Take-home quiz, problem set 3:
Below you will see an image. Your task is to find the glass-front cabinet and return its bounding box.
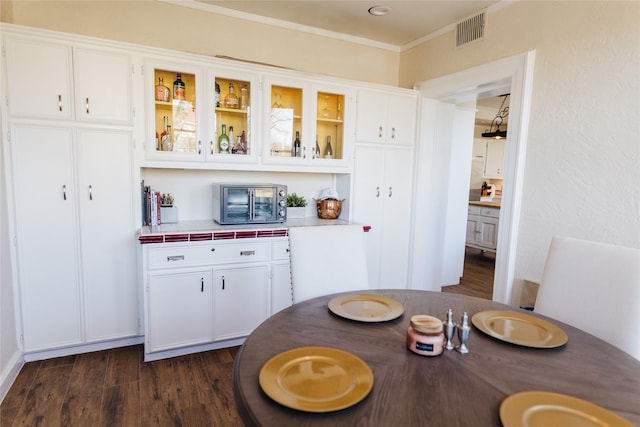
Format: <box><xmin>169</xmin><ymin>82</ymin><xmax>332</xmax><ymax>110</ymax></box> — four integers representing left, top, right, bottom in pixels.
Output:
<box><xmin>263</xmin><ymin>76</ymin><xmax>354</xmax><ymax>168</ymax></box>
<box><xmin>145</xmin><ymin>60</ymin><xmax>258</xmax><ymax>165</ymax></box>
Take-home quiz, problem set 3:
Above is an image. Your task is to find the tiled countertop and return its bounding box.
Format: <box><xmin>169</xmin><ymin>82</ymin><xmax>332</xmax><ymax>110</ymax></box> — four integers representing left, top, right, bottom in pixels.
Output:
<box><xmin>137</xmin><ymin>217</ymin><xmax>353</xmax><ymax>244</ymax></box>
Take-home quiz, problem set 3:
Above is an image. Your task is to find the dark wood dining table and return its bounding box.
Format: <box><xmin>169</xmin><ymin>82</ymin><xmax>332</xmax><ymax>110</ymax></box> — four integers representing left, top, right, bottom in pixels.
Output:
<box><xmin>232</xmin><ymin>290</ymin><xmax>640</xmax><ymax>426</ymax></box>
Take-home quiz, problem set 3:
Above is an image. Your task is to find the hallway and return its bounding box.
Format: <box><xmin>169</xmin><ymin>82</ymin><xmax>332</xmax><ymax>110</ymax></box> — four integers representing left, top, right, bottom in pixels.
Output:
<box><xmin>441</xmin><ymin>247</ymin><xmax>495</xmax><ymax>300</ymax></box>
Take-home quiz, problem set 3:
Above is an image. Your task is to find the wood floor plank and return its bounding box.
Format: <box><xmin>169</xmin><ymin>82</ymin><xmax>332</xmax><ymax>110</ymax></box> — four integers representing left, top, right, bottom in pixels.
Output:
<box><xmin>139</xmin><ymin>357</ymin><xmax>183</xmax><ymax>426</ymax></box>
<box><xmin>0</xmin><ymin>361</ymin><xmax>41</xmax><ymax>409</ymax></box>
<box><xmin>61</xmin><ymin>350</ymin><xmax>108</xmax><ymax>426</ymax></box>
<box><xmin>105</xmin><ymin>345</ymin><xmax>141</xmax><ymax>387</ymax></box>
<box><xmin>102</xmin><ymin>381</ymin><xmax>140</xmax><ymax>427</ymax></box>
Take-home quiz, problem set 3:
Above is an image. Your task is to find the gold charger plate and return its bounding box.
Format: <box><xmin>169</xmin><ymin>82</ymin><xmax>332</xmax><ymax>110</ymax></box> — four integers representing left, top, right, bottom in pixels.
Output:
<box><xmin>259</xmin><ymin>346</ymin><xmax>374</xmax><ymax>413</ymax></box>
<box><xmin>328</xmin><ymin>293</ymin><xmax>404</xmax><ymax>322</ymax></box>
<box><xmin>471</xmin><ymin>310</ymin><xmax>568</xmax><ymax>348</ymax></box>
<box><xmin>500</xmin><ymin>391</ymin><xmax>634</xmax><ymax>427</ymax></box>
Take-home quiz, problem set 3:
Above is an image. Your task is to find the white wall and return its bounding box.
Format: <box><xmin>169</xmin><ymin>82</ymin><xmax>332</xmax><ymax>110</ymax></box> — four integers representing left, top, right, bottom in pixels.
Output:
<box><xmin>402</xmin><ymin>1</ymin><xmax>640</xmax><ymax>303</ymax></box>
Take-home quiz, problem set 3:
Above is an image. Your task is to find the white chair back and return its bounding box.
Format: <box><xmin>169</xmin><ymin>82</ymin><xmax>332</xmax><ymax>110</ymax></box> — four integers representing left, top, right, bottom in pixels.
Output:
<box><xmin>289</xmin><ymin>225</ymin><xmax>369</xmax><ymax>303</ymax></box>
<box><xmin>535</xmin><ymin>236</ymin><xmax>640</xmax><ymax>360</ymax></box>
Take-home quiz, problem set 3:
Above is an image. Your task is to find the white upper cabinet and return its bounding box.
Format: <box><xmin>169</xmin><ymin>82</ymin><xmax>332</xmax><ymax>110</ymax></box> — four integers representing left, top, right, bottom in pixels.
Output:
<box><xmin>4</xmin><ymin>37</ymin><xmax>74</xmax><ymax>120</ymax></box>
<box><xmin>4</xmin><ymin>36</ymin><xmax>132</xmax><ymax>124</ymax></box>
<box><xmin>484</xmin><ymin>139</ymin><xmax>505</xmax><ymax>178</ymax></box>
<box><xmin>356</xmin><ymin>89</ymin><xmax>417</xmax><ymax>146</ymax></box>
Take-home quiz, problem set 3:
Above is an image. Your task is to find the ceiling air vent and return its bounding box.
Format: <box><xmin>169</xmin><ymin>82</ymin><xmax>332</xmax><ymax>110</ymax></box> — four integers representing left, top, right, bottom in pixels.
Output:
<box><xmin>456</xmin><ymin>10</ymin><xmax>486</xmax><ymax>48</ymax></box>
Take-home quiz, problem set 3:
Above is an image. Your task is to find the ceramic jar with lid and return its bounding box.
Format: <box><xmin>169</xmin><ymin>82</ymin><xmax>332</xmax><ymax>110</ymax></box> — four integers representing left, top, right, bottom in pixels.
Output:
<box><xmin>407</xmin><ymin>314</ymin><xmax>446</xmax><ymax>356</ymax></box>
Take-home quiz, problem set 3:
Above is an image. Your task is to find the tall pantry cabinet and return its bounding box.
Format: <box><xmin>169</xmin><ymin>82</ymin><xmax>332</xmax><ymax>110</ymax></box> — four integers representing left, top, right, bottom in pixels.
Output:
<box><xmin>2</xmin><ymin>32</ymin><xmax>139</xmax><ymax>354</ymax></box>
<box><xmin>352</xmin><ymin>89</ymin><xmax>418</xmax><ymax>289</ymax></box>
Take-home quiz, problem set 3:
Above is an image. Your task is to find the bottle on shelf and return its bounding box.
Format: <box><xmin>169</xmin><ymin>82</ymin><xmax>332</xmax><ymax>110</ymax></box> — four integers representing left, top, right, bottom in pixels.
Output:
<box><xmin>224</xmin><ymin>83</ymin><xmax>239</xmax><ymax>109</ymax></box>
<box><xmin>292</xmin><ymin>131</ymin><xmax>301</xmax><ymax>157</ymax></box>
<box><xmin>324</xmin><ymin>136</ymin><xmax>333</xmax><ymax>159</ymax></box>
<box><xmin>315</xmin><ymin>135</ymin><xmax>321</xmax><ymax>159</ymax></box>
<box><xmin>218</xmin><ymin>124</ymin><xmax>230</xmax><ymax>154</ymax></box>
<box><xmin>228</xmin><ymin>126</ymin><xmax>236</xmax><ymax>153</ymax></box>
<box><xmin>173</xmin><ymin>73</ymin><xmax>185</xmax><ymax>100</ymax></box>
<box><xmin>162</xmin><ymin>125</ymin><xmax>173</xmax><ymax>152</ymax></box>
<box><xmin>240</xmin><ymin>84</ymin><xmax>249</xmax><ymax>110</ymax></box>
<box><xmin>215</xmin><ymin>81</ymin><xmax>221</xmax><ymax>108</ymax></box>
<box><xmin>240</xmin><ymin>130</ymin><xmax>247</xmax><ymax>153</ymax></box>
<box><xmin>155</xmin><ymin>77</ymin><xmax>170</xmax><ymax>102</ymax></box>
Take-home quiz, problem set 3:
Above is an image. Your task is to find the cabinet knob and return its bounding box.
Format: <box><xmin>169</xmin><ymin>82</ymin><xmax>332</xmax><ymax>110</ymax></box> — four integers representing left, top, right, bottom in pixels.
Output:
<box><xmin>62</xmin><ymin>184</ymin><xmax>67</xmax><ymax>201</ymax></box>
<box><xmin>58</xmin><ymin>95</ymin><xmax>63</xmax><ymax>112</ymax></box>
<box><xmin>388</xmin><ymin>186</ymin><xmax>393</xmax><ymax>197</ymax></box>
<box><xmin>391</xmin><ymin>127</ymin><xmax>396</xmax><ymax>139</ymax></box>
<box><xmin>376</xmin><ymin>186</ymin><xmax>380</xmax><ymax>198</ymax></box>
<box><xmin>378</xmin><ymin>126</ymin><xmax>383</xmax><ymax>138</ymax></box>
<box><xmin>89</xmin><ymin>185</ymin><xmax>93</xmax><ymax>201</ymax></box>
<box><xmin>198</xmin><ymin>140</ymin><xmax>202</xmax><ymax>155</ymax></box>
<box><xmin>85</xmin><ymin>97</ymin><xmax>90</xmax><ymax>114</ymax></box>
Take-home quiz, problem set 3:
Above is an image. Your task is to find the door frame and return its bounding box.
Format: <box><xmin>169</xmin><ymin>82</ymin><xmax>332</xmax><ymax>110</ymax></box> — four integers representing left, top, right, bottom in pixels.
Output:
<box><xmin>414</xmin><ymin>51</ymin><xmax>536</xmax><ymax>304</ymax></box>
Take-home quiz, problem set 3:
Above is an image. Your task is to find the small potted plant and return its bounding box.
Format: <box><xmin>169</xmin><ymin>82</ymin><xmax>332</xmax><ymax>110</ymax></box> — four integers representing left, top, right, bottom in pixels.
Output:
<box><xmin>286</xmin><ymin>193</ymin><xmax>307</xmax><ymax>219</ymax></box>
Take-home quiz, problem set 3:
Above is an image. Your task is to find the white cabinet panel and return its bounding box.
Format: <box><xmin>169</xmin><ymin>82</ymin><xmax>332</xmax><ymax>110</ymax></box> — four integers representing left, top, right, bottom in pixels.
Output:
<box><xmin>484</xmin><ymin>140</ymin><xmax>505</xmax><ymax>178</ymax></box>
<box><xmin>356</xmin><ymin>89</ymin><xmax>417</xmax><ymax>146</ymax></box>
<box><xmin>213</xmin><ymin>265</ymin><xmax>269</xmax><ymax>340</ymax></box>
<box><xmin>4</xmin><ymin>37</ymin><xmax>73</xmax><ymax>120</ymax></box>
<box><xmin>11</xmin><ymin>124</ymin><xmax>82</xmax><ymax>351</ymax></box>
<box><xmin>76</xmin><ymin>129</ymin><xmax>137</xmax><ymax>341</ymax></box>
<box><xmin>271</xmin><ymin>262</ymin><xmax>293</xmax><ymax>314</ymax></box>
<box><xmin>353</xmin><ymin>145</ymin><xmax>413</xmax><ymax>289</ymax></box>
<box><xmin>466</xmin><ymin>206</ymin><xmax>500</xmax><ymax>252</ymax></box>
<box><xmin>146</xmin><ymin>269</ymin><xmax>214</xmax><ymax>353</ymax></box>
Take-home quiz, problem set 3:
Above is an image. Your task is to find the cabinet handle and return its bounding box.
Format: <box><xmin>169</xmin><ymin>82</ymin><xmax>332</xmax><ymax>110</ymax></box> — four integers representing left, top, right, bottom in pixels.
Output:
<box><xmin>88</xmin><ymin>185</ymin><xmax>93</xmax><ymax>200</ymax></box>
<box><xmin>197</xmin><ymin>140</ymin><xmax>202</xmax><ymax>155</ymax></box>
<box><xmin>201</xmin><ymin>277</ymin><xmax>204</xmax><ymax>293</ymax></box>
<box><xmin>210</xmin><ymin>141</ymin><xmax>214</xmax><ymax>155</ymax></box>
<box><xmin>388</xmin><ymin>186</ymin><xmax>393</xmax><ymax>197</ymax></box>
<box><xmin>240</xmin><ymin>250</ymin><xmax>256</xmax><ymax>256</ymax></box>
<box><xmin>166</xmin><ymin>255</ymin><xmax>185</xmax><ymax>261</ymax></box>
<box><xmin>391</xmin><ymin>127</ymin><xmax>396</xmax><ymax>139</ymax></box>
<box><xmin>62</xmin><ymin>184</ymin><xmax>67</xmax><ymax>200</ymax></box>
<box><xmin>210</xmin><ymin>248</ymin><xmax>216</xmax><ymax>252</ymax></box>
<box><xmin>58</xmin><ymin>95</ymin><xmax>63</xmax><ymax>112</ymax></box>
<box><xmin>376</xmin><ymin>186</ymin><xmax>380</xmax><ymax>198</ymax></box>
<box><xmin>222</xmin><ymin>275</ymin><xmax>225</xmax><ymax>290</ymax></box>
<box><xmin>378</xmin><ymin>126</ymin><xmax>383</xmax><ymax>138</ymax></box>
<box><xmin>85</xmin><ymin>97</ymin><xmax>90</xmax><ymax>114</ymax></box>
<box><xmin>303</xmin><ymin>146</ymin><xmax>307</xmax><ymax>159</ymax></box>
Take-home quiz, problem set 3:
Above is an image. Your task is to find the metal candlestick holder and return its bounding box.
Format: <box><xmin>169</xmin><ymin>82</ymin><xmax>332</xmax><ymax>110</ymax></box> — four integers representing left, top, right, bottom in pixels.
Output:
<box><xmin>443</xmin><ymin>308</ymin><xmax>456</xmax><ymax>350</ymax></box>
<box><xmin>456</xmin><ymin>312</ymin><xmax>470</xmax><ymax>354</ymax></box>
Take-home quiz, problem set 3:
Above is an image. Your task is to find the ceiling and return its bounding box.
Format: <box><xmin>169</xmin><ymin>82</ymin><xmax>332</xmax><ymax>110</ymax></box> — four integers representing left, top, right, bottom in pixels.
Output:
<box><xmin>192</xmin><ymin>0</ymin><xmax>501</xmax><ymax>49</ymax></box>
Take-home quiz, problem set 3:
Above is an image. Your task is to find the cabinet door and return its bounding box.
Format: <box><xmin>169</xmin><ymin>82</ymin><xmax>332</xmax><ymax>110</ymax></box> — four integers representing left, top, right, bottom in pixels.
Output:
<box><xmin>271</xmin><ymin>262</ymin><xmax>293</xmax><ymax>314</ymax></box>
<box><xmin>386</xmin><ymin>93</ymin><xmax>417</xmax><ymax>146</ymax></box>
<box><xmin>11</xmin><ymin>124</ymin><xmax>82</xmax><ymax>351</ymax></box>
<box><xmin>355</xmin><ymin>90</ymin><xmax>387</xmax><ymax>143</ymax></box>
<box><xmin>4</xmin><ymin>37</ymin><xmax>73</xmax><ymax>120</ymax></box>
<box><xmin>466</xmin><ymin>215</ymin><xmax>481</xmax><ymax>246</ymax></box>
<box><xmin>73</xmin><ymin>48</ymin><xmax>132</xmax><ymax>124</ymax></box>
<box><xmin>352</xmin><ymin>145</ymin><xmax>385</xmax><ymax>288</ymax></box>
<box><xmin>313</xmin><ymin>84</ymin><xmax>352</xmax><ymax>163</ymax></box>
<box><xmin>77</xmin><ymin>129</ymin><xmax>138</xmax><ymax>341</ymax></box>
<box><xmin>146</xmin><ymin>269</ymin><xmax>214</xmax><ymax>353</ymax></box>
<box><xmin>379</xmin><ymin>148</ymin><xmax>414</xmax><ymax>289</ymax></box>
<box><xmin>213</xmin><ymin>265</ymin><xmax>268</xmax><ymax>340</ymax></box>
<box><xmin>484</xmin><ymin>140</ymin><xmax>505</xmax><ymax>178</ymax></box>
<box><xmin>478</xmin><ymin>217</ymin><xmax>499</xmax><ymax>250</ymax></box>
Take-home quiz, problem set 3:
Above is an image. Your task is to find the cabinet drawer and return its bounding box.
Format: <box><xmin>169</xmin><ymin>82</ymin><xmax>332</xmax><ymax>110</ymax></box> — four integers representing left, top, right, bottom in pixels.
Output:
<box><xmin>481</xmin><ymin>207</ymin><xmax>500</xmax><ymax>218</ymax></box>
<box><xmin>147</xmin><ymin>241</ymin><xmax>269</xmax><ymax>269</ymax></box>
<box><xmin>272</xmin><ymin>238</ymin><xmax>290</xmax><ymax>261</ymax></box>
<box><xmin>468</xmin><ymin>205</ymin><xmax>482</xmax><ymax>215</ymax></box>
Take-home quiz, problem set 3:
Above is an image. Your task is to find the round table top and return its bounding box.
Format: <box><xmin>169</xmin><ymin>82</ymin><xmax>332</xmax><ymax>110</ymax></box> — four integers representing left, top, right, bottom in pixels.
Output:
<box><xmin>233</xmin><ymin>290</ymin><xmax>640</xmax><ymax>426</ymax></box>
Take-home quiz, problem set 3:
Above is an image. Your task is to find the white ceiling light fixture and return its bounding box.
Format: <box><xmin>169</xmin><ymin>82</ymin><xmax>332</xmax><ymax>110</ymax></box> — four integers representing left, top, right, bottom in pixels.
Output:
<box><xmin>368</xmin><ymin>5</ymin><xmax>392</xmax><ymax>16</ymax></box>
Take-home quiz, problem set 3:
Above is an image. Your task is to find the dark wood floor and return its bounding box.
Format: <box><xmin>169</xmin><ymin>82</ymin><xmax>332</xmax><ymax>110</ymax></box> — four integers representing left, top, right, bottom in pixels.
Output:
<box><xmin>2</xmin><ymin>251</ymin><xmax>493</xmax><ymax>426</ymax></box>
<box><xmin>441</xmin><ymin>246</ymin><xmax>495</xmax><ymax>300</ymax></box>
<box><xmin>1</xmin><ymin>345</ymin><xmax>243</xmax><ymax>427</ymax></box>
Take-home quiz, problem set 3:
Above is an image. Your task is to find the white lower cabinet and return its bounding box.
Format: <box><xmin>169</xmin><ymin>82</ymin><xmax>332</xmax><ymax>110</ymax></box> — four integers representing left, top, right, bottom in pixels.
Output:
<box><xmin>270</xmin><ymin>237</ymin><xmax>293</xmax><ymax>314</ymax></box>
<box><xmin>142</xmin><ymin>236</ymin><xmax>292</xmax><ymax>361</ymax></box>
<box><xmin>465</xmin><ymin>205</ymin><xmax>500</xmax><ymax>251</ymax></box>
<box><xmin>213</xmin><ymin>265</ymin><xmax>269</xmax><ymax>340</ymax></box>
<box><xmin>10</xmin><ymin>124</ymin><xmax>138</xmax><ymax>353</ymax></box>
<box><xmin>146</xmin><ymin>269</ymin><xmax>214</xmax><ymax>353</ymax></box>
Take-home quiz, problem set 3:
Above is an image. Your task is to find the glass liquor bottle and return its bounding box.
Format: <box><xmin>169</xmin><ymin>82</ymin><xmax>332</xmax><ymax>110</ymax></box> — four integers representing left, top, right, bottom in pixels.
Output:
<box><xmin>215</xmin><ymin>81</ymin><xmax>221</xmax><ymax>108</ymax></box>
<box><xmin>224</xmin><ymin>83</ymin><xmax>239</xmax><ymax>109</ymax></box>
<box><xmin>218</xmin><ymin>124</ymin><xmax>230</xmax><ymax>154</ymax></box>
<box><xmin>292</xmin><ymin>131</ymin><xmax>301</xmax><ymax>157</ymax></box>
<box><xmin>240</xmin><ymin>84</ymin><xmax>249</xmax><ymax>110</ymax></box>
<box><xmin>228</xmin><ymin>126</ymin><xmax>236</xmax><ymax>153</ymax></box>
<box><xmin>173</xmin><ymin>73</ymin><xmax>185</xmax><ymax>100</ymax></box>
<box><xmin>324</xmin><ymin>136</ymin><xmax>333</xmax><ymax>159</ymax></box>
<box><xmin>155</xmin><ymin>77</ymin><xmax>170</xmax><ymax>102</ymax></box>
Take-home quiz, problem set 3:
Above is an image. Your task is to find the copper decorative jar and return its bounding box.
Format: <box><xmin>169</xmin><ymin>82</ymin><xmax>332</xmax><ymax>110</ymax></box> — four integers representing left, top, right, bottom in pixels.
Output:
<box><xmin>315</xmin><ymin>198</ymin><xmax>343</xmax><ymax>219</ymax></box>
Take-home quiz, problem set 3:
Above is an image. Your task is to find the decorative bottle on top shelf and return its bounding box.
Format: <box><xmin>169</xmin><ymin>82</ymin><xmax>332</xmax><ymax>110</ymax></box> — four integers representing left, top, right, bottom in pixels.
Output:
<box><xmin>292</xmin><ymin>131</ymin><xmax>301</xmax><ymax>157</ymax></box>
<box><xmin>324</xmin><ymin>136</ymin><xmax>333</xmax><ymax>159</ymax></box>
<box><xmin>218</xmin><ymin>124</ymin><xmax>230</xmax><ymax>154</ymax></box>
<box><xmin>215</xmin><ymin>81</ymin><xmax>221</xmax><ymax>108</ymax></box>
<box><xmin>173</xmin><ymin>74</ymin><xmax>185</xmax><ymax>100</ymax></box>
<box><xmin>155</xmin><ymin>77</ymin><xmax>170</xmax><ymax>102</ymax></box>
<box><xmin>240</xmin><ymin>84</ymin><xmax>249</xmax><ymax>110</ymax></box>
<box><xmin>224</xmin><ymin>83</ymin><xmax>239</xmax><ymax>109</ymax></box>
<box><xmin>315</xmin><ymin>135</ymin><xmax>321</xmax><ymax>159</ymax></box>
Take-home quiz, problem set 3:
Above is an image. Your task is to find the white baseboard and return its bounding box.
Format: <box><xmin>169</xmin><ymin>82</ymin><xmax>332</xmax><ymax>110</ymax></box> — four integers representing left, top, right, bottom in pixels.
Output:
<box><xmin>0</xmin><ymin>349</ymin><xmax>24</xmax><ymax>405</ymax></box>
<box><xmin>23</xmin><ymin>336</ymin><xmax>144</xmax><ymax>362</ymax></box>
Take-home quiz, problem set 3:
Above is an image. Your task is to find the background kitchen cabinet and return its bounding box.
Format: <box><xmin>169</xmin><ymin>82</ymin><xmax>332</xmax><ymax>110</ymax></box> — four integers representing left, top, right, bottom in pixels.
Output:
<box><xmin>484</xmin><ymin>139</ymin><xmax>505</xmax><ymax>178</ymax></box>
<box><xmin>465</xmin><ymin>205</ymin><xmax>499</xmax><ymax>252</ymax></box>
<box><xmin>270</xmin><ymin>237</ymin><xmax>293</xmax><ymax>314</ymax></box>
<box><xmin>213</xmin><ymin>265</ymin><xmax>269</xmax><ymax>340</ymax></box>
<box><xmin>10</xmin><ymin>124</ymin><xmax>139</xmax><ymax>352</ymax></box>
<box><xmin>4</xmin><ymin>37</ymin><xmax>131</xmax><ymax>124</ymax></box>
<box><xmin>355</xmin><ymin>89</ymin><xmax>417</xmax><ymax>146</ymax></box>
<box><xmin>352</xmin><ymin>145</ymin><xmax>414</xmax><ymax>289</ymax></box>
<box><xmin>146</xmin><ymin>269</ymin><xmax>214</xmax><ymax>353</ymax></box>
